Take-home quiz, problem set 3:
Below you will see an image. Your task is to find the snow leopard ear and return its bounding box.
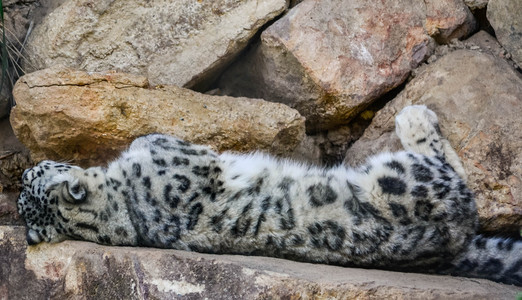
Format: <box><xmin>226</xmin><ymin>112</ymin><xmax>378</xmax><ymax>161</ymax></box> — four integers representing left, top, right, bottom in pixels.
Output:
<box><xmin>53</xmin><ymin>174</ymin><xmax>88</xmax><ymax>204</ymax></box>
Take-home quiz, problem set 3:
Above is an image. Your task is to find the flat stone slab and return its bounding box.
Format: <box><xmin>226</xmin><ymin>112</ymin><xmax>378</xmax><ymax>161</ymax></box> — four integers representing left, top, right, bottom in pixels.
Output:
<box><xmin>1</xmin><ymin>226</ymin><xmax>519</xmax><ymax>299</ymax></box>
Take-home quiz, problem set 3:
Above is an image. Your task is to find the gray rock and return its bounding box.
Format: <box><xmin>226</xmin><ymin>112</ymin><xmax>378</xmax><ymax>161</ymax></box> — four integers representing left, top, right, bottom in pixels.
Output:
<box><xmin>0</xmin><ymin>118</ymin><xmax>32</xmax><ymax>193</ymax></box>
<box><xmin>219</xmin><ymin>0</ymin><xmax>476</xmax><ymax>132</ymax></box>
<box><xmin>1</xmin><ymin>225</ymin><xmax>519</xmax><ymax>299</ymax></box>
<box><xmin>487</xmin><ymin>0</ymin><xmax>522</xmax><ymax>67</ymax></box>
<box><xmin>0</xmin><ymin>193</ymin><xmax>23</xmax><ymax>225</ymax></box>
<box><xmin>344</xmin><ymin>50</ymin><xmax>522</xmax><ymax>233</ymax></box>
<box><xmin>22</xmin><ymin>0</ymin><xmax>288</xmax><ymax>90</ymax></box>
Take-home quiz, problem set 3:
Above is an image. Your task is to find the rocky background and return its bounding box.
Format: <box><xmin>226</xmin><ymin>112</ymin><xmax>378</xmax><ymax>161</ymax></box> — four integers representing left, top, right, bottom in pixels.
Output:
<box><xmin>1</xmin><ymin>0</ymin><xmax>521</xmax><ymax>298</ymax></box>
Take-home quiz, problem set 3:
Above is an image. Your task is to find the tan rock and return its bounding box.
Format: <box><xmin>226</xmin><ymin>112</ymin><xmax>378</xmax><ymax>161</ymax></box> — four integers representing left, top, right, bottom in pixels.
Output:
<box><xmin>22</xmin><ymin>0</ymin><xmax>288</xmax><ymax>90</ymax></box>
<box><xmin>425</xmin><ymin>0</ymin><xmax>477</xmax><ymax>43</ymax></box>
<box><xmin>219</xmin><ymin>0</ymin><xmax>476</xmax><ymax>132</ymax></box>
<box><xmin>1</xmin><ymin>226</ymin><xmax>519</xmax><ymax>299</ymax></box>
<box><xmin>487</xmin><ymin>0</ymin><xmax>522</xmax><ymax>67</ymax></box>
<box><xmin>344</xmin><ymin>50</ymin><xmax>522</xmax><ymax>233</ymax></box>
<box><xmin>10</xmin><ymin>67</ymin><xmax>305</xmax><ymax>167</ymax></box>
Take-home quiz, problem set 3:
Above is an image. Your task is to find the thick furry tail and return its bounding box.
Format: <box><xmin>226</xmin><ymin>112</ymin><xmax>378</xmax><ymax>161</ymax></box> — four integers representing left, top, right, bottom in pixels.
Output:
<box><xmin>444</xmin><ymin>235</ymin><xmax>522</xmax><ymax>286</ymax></box>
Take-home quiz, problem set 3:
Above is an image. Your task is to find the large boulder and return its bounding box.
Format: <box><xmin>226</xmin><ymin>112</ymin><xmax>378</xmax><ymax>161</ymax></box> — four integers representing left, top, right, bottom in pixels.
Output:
<box><xmin>218</xmin><ymin>0</ymin><xmax>476</xmax><ymax>132</ymax></box>
<box><xmin>10</xmin><ymin>67</ymin><xmax>305</xmax><ymax>167</ymax></box>
<box><xmin>22</xmin><ymin>0</ymin><xmax>288</xmax><ymax>90</ymax></box>
<box><xmin>344</xmin><ymin>50</ymin><xmax>522</xmax><ymax>233</ymax></box>
<box><xmin>487</xmin><ymin>0</ymin><xmax>522</xmax><ymax>67</ymax></box>
<box><xmin>1</xmin><ymin>226</ymin><xmax>519</xmax><ymax>299</ymax></box>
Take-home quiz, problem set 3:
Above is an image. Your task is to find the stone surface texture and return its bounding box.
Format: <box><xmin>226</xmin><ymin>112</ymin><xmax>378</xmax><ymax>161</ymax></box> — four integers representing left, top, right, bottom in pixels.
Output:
<box><xmin>0</xmin><ymin>118</ymin><xmax>32</xmax><ymax>192</ymax></box>
<box><xmin>22</xmin><ymin>0</ymin><xmax>288</xmax><ymax>90</ymax></box>
<box><xmin>425</xmin><ymin>0</ymin><xmax>477</xmax><ymax>43</ymax></box>
<box><xmin>1</xmin><ymin>226</ymin><xmax>519</xmax><ymax>300</ymax></box>
<box><xmin>218</xmin><ymin>0</ymin><xmax>476</xmax><ymax>132</ymax></box>
<box><xmin>10</xmin><ymin>67</ymin><xmax>305</xmax><ymax>167</ymax></box>
<box><xmin>464</xmin><ymin>0</ymin><xmax>488</xmax><ymax>10</ymax></box>
<box><xmin>345</xmin><ymin>50</ymin><xmax>522</xmax><ymax>233</ymax></box>
<box><xmin>0</xmin><ymin>193</ymin><xmax>22</xmax><ymax>226</ymax></box>
<box><xmin>487</xmin><ymin>0</ymin><xmax>522</xmax><ymax>68</ymax></box>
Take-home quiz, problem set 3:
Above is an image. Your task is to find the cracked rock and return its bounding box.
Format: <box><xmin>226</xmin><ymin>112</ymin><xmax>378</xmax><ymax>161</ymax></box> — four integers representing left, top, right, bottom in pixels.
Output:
<box><xmin>10</xmin><ymin>67</ymin><xmax>305</xmax><ymax>167</ymax></box>
<box><xmin>21</xmin><ymin>0</ymin><xmax>288</xmax><ymax>90</ymax></box>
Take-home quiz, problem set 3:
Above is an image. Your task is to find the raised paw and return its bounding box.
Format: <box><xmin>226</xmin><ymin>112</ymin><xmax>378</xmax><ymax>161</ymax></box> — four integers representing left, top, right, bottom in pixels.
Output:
<box><xmin>395</xmin><ymin>105</ymin><xmax>442</xmax><ymax>157</ymax></box>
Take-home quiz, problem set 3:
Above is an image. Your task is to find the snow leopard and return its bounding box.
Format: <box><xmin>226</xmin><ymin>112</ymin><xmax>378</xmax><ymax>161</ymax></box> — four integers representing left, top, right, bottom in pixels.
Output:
<box><xmin>17</xmin><ymin>105</ymin><xmax>522</xmax><ymax>286</ymax></box>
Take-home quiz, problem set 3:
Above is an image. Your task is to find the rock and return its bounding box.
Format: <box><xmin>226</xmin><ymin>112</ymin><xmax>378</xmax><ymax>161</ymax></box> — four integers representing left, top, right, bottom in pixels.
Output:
<box><xmin>344</xmin><ymin>50</ymin><xmax>522</xmax><ymax>233</ymax></box>
<box><xmin>219</xmin><ymin>0</ymin><xmax>475</xmax><ymax>133</ymax></box>
<box><xmin>465</xmin><ymin>30</ymin><xmax>508</xmax><ymax>58</ymax></box>
<box><xmin>425</xmin><ymin>0</ymin><xmax>477</xmax><ymax>44</ymax></box>
<box><xmin>291</xmin><ymin>107</ymin><xmax>378</xmax><ymax>166</ymax></box>
<box><xmin>412</xmin><ymin>31</ymin><xmax>517</xmax><ymax>79</ymax></box>
<box><xmin>219</xmin><ymin>0</ymin><xmax>431</xmax><ymax>132</ymax></box>
<box><xmin>218</xmin><ymin>0</ymin><xmax>477</xmax><ymax>132</ymax></box>
<box><xmin>1</xmin><ymin>226</ymin><xmax>519</xmax><ymax>299</ymax></box>
<box><xmin>0</xmin><ymin>118</ymin><xmax>33</xmax><ymax>192</ymax></box>
<box><xmin>289</xmin><ymin>0</ymin><xmax>304</xmax><ymax>7</ymax></box>
<box><xmin>487</xmin><ymin>0</ymin><xmax>522</xmax><ymax>67</ymax></box>
<box><xmin>1</xmin><ymin>0</ymin><xmax>69</xmax><ymax>118</ymax></box>
<box><xmin>0</xmin><ymin>193</ymin><xmax>23</xmax><ymax>226</ymax></box>
<box><xmin>463</xmin><ymin>0</ymin><xmax>488</xmax><ymax>10</ymax></box>
<box><xmin>22</xmin><ymin>0</ymin><xmax>288</xmax><ymax>90</ymax></box>
<box><xmin>10</xmin><ymin>67</ymin><xmax>305</xmax><ymax>167</ymax></box>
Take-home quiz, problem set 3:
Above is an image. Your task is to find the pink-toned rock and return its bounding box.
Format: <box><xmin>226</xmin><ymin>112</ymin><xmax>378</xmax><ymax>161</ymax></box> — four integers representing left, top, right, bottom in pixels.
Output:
<box><xmin>425</xmin><ymin>0</ymin><xmax>477</xmax><ymax>43</ymax></box>
<box><xmin>344</xmin><ymin>50</ymin><xmax>522</xmax><ymax>233</ymax></box>
<box><xmin>219</xmin><ymin>0</ymin><xmax>476</xmax><ymax>132</ymax></box>
<box><xmin>1</xmin><ymin>226</ymin><xmax>519</xmax><ymax>299</ymax></box>
<box><xmin>10</xmin><ymin>67</ymin><xmax>305</xmax><ymax>167</ymax></box>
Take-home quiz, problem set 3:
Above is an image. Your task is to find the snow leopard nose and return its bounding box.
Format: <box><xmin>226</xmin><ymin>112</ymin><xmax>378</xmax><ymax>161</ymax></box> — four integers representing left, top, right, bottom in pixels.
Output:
<box><xmin>26</xmin><ymin>229</ymin><xmax>43</xmax><ymax>245</ymax></box>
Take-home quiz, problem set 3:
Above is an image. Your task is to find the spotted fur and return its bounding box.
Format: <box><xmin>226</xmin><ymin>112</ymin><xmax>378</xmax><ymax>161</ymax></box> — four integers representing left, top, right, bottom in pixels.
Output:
<box><xmin>17</xmin><ymin>106</ymin><xmax>521</xmax><ymax>286</ymax></box>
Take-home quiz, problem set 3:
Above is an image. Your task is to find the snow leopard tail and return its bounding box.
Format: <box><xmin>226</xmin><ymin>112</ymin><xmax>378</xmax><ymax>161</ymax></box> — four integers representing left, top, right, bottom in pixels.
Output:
<box><xmin>444</xmin><ymin>235</ymin><xmax>522</xmax><ymax>286</ymax></box>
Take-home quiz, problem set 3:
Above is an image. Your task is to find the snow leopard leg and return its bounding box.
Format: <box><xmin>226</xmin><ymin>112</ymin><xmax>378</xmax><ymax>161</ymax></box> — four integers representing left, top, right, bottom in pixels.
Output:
<box><xmin>446</xmin><ymin>235</ymin><xmax>522</xmax><ymax>286</ymax></box>
<box><xmin>395</xmin><ymin>105</ymin><xmax>467</xmax><ymax>182</ymax></box>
